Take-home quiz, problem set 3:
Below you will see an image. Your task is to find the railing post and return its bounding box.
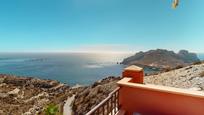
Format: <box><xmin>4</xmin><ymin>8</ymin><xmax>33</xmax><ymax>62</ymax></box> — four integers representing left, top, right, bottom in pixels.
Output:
<box><xmin>122</xmin><ymin>65</ymin><xmax>144</xmax><ymax>84</ymax></box>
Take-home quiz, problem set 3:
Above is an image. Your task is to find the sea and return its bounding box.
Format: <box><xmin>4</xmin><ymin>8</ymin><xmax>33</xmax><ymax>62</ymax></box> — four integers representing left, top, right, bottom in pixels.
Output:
<box><xmin>0</xmin><ymin>53</ymin><xmax>203</xmax><ymax>86</ymax></box>
<box><xmin>198</xmin><ymin>53</ymin><xmax>204</xmax><ymax>61</ymax></box>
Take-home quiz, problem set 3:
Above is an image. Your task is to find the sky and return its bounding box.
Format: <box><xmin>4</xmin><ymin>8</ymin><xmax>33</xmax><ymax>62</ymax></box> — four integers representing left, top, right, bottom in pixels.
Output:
<box><xmin>0</xmin><ymin>0</ymin><xmax>204</xmax><ymax>53</ymax></box>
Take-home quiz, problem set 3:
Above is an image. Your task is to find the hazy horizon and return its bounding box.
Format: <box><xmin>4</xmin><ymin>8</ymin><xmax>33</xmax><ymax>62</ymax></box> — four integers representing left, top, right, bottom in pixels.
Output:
<box><xmin>0</xmin><ymin>49</ymin><xmax>203</xmax><ymax>54</ymax></box>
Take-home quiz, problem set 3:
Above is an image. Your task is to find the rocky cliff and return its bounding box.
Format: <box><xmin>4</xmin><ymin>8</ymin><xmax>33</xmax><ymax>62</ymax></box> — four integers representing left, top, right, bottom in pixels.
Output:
<box><xmin>122</xmin><ymin>49</ymin><xmax>200</xmax><ymax>69</ymax></box>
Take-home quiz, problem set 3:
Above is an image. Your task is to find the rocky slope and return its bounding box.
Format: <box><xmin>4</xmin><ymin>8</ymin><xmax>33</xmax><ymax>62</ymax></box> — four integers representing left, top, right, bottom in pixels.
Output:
<box><xmin>0</xmin><ymin>74</ymin><xmax>120</xmax><ymax>115</ymax></box>
<box><xmin>145</xmin><ymin>62</ymin><xmax>204</xmax><ymax>91</ymax></box>
<box><xmin>71</xmin><ymin>76</ymin><xmax>121</xmax><ymax>115</ymax></box>
<box><xmin>0</xmin><ymin>74</ymin><xmax>72</xmax><ymax>115</ymax></box>
<box><xmin>122</xmin><ymin>49</ymin><xmax>200</xmax><ymax>69</ymax></box>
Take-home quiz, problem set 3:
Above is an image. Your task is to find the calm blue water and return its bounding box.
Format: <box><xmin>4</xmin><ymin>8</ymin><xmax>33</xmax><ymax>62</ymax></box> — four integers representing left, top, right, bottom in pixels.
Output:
<box><xmin>1</xmin><ymin>53</ymin><xmax>201</xmax><ymax>86</ymax></box>
<box><xmin>198</xmin><ymin>53</ymin><xmax>204</xmax><ymax>61</ymax></box>
<box><xmin>0</xmin><ymin>53</ymin><xmax>131</xmax><ymax>86</ymax></box>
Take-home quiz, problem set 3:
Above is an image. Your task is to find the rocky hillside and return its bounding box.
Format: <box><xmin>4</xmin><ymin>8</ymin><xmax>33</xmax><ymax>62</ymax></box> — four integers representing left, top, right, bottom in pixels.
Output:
<box><xmin>122</xmin><ymin>49</ymin><xmax>200</xmax><ymax>69</ymax></box>
<box><xmin>145</xmin><ymin>62</ymin><xmax>204</xmax><ymax>91</ymax></box>
<box><xmin>71</xmin><ymin>76</ymin><xmax>120</xmax><ymax>115</ymax></box>
<box><xmin>0</xmin><ymin>74</ymin><xmax>120</xmax><ymax>115</ymax></box>
<box><xmin>0</xmin><ymin>74</ymin><xmax>72</xmax><ymax>115</ymax></box>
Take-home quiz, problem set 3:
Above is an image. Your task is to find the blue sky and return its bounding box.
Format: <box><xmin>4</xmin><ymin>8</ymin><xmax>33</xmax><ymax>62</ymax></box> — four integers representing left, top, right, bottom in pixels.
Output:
<box><xmin>0</xmin><ymin>0</ymin><xmax>203</xmax><ymax>53</ymax></box>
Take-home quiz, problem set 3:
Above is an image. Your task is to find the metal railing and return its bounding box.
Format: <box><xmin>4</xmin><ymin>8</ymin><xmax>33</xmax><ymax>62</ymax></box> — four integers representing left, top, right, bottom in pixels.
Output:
<box><xmin>86</xmin><ymin>87</ymin><xmax>120</xmax><ymax>115</ymax></box>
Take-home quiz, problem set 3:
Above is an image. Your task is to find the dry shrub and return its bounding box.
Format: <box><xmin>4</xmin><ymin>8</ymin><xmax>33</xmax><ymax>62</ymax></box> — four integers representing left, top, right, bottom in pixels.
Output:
<box><xmin>193</xmin><ymin>61</ymin><xmax>202</xmax><ymax>65</ymax></box>
<box><xmin>163</xmin><ymin>67</ymin><xmax>172</xmax><ymax>72</ymax></box>
<box><xmin>200</xmin><ymin>71</ymin><xmax>204</xmax><ymax>77</ymax></box>
<box><xmin>174</xmin><ymin>65</ymin><xmax>184</xmax><ymax>69</ymax></box>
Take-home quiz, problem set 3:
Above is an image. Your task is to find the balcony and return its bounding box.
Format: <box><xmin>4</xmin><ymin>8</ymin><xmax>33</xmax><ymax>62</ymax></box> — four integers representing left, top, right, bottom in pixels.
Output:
<box><xmin>86</xmin><ymin>65</ymin><xmax>204</xmax><ymax>115</ymax></box>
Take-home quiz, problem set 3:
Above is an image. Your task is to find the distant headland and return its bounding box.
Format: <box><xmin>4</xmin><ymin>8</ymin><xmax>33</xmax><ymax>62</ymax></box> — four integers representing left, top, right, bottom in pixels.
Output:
<box><xmin>121</xmin><ymin>49</ymin><xmax>200</xmax><ymax>69</ymax></box>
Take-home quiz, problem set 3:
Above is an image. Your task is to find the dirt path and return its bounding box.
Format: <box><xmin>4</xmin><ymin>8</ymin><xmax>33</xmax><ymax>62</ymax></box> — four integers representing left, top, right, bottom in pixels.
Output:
<box><xmin>63</xmin><ymin>95</ymin><xmax>75</xmax><ymax>115</ymax></box>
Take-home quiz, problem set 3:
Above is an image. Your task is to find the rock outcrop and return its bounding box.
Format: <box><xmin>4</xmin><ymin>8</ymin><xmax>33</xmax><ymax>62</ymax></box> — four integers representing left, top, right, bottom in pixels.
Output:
<box><xmin>122</xmin><ymin>49</ymin><xmax>200</xmax><ymax>69</ymax></box>
<box><xmin>178</xmin><ymin>50</ymin><xmax>199</xmax><ymax>63</ymax></box>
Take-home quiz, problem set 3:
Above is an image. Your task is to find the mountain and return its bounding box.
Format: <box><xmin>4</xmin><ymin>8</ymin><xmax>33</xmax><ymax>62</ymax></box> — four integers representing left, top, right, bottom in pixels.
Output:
<box><xmin>122</xmin><ymin>49</ymin><xmax>200</xmax><ymax>69</ymax></box>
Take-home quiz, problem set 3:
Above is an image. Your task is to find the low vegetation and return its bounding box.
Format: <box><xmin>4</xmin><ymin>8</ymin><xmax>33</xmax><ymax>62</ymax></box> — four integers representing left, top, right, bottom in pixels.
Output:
<box><xmin>174</xmin><ymin>65</ymin><xmax>184</xmax><ymax>69</ymax></box>
<box><xmin>44</xmin><ymin>104</ymin><xmax>59</xmax><ymax>115</ymax></box>
<box><xmin>200</xmin><ymin>71</ymin><xmax>204</xmax><ymax>77</ymax></box>
<box><xmin>193</xmin><ymin>61</ymin><xmax>203</xmax><ymax>65</ymax></box>
<box><xmin>162</xmin><ymin>65</ymin><xmax>184</xmax><ymax>73</ymax></box>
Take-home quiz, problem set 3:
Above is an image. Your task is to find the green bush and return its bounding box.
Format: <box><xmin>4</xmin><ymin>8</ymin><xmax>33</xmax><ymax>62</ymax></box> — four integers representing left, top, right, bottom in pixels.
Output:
<box><xmin>44</xmin><ymin>104</ymin><xmax>59</xmax><ymax>115</ymax></box>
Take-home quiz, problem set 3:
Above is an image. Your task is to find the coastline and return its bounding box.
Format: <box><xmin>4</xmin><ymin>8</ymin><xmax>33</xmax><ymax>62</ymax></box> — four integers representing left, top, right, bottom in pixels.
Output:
<box><xmin>1</xmin><ymin>62</ymin><xmax>204</xmax><ymax>114</ymax></box>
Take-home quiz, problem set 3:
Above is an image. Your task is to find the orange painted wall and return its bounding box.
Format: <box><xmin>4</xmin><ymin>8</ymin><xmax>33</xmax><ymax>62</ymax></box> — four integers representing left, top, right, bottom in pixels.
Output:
<box><xmin>122</xmin><ymin>70</ymin><xmax>144</xmax><ymax>83</ymax></box>
<box><xmin>119</xmin><ymin>86</ymin><xmax>204</xmax><ymax>115</ymax></box>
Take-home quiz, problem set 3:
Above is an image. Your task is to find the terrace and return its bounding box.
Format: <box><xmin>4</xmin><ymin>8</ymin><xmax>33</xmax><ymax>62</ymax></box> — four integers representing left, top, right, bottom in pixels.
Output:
<box><xmin>86</xmin><ymin>65</ymin><xmax>204</xmax><ymax>115</ymax></box>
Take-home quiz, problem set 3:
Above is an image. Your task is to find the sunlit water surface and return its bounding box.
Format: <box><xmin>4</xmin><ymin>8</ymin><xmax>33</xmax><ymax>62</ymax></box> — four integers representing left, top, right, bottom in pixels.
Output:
<box><xmin>1</xmin><ymin>52</ymin><xmax>196</xmax><ymax>86</ymax></box>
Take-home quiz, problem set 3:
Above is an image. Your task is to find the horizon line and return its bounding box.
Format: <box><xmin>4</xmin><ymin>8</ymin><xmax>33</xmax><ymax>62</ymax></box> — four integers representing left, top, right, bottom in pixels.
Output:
<box><xmin>0</xmin><ymin>51</ymin><xmax>134</xmax><ymax>54</ymax></box>
<box><xmin>0</xmin><ymin>50</ymin><xmax>203</xmax><ymax>54</ymax></box>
